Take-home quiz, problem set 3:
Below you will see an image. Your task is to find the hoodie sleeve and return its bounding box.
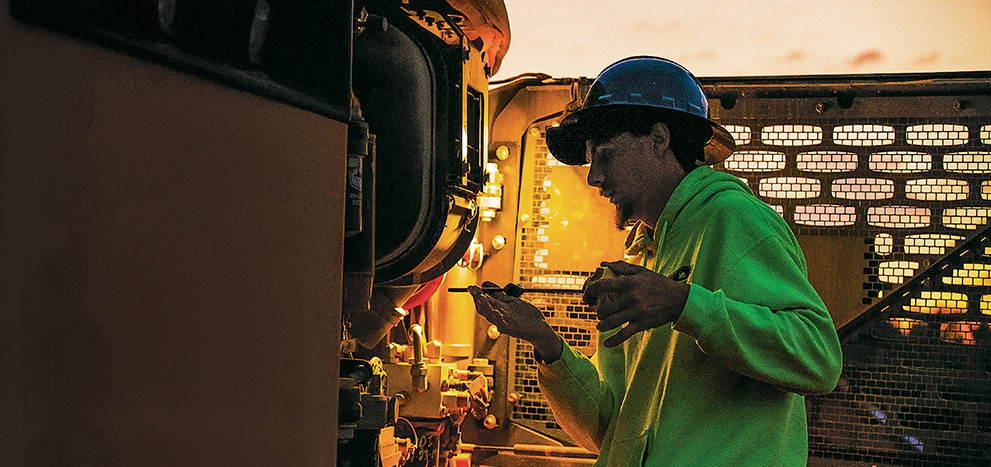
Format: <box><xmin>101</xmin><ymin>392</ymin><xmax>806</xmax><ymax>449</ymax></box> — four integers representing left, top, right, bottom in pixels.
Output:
<box><xmin>672</xmin><ymin>195</ymin><xmax>843</xmax><ymax>395</ymax></box>
<box><xmin>536</xmin><ymin>335</ymin><xmax>620</xmax><ymax>452</ymax></box>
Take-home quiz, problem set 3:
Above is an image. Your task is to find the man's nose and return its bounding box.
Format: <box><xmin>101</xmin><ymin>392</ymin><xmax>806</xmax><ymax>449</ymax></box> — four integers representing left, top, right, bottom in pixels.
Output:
<box><xmin>586</xmin><ymin>163</ymin><xmax>603</xmax><ymax>187</ymax></box>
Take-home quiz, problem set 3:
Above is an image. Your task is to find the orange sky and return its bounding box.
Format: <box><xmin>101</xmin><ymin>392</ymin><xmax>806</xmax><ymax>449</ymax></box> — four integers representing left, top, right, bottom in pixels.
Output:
<box><xmin>492</xmin><ymin>0</ymin><xmax>991</xmax><ymax>80</ymax></box>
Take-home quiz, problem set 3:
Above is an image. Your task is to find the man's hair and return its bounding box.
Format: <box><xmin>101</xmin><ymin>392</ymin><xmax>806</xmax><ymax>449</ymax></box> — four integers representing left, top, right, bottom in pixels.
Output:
<box><xmin>584</xmin><ymin>106</ymin><xmax>712</xmax><ymax>172</ymax></box>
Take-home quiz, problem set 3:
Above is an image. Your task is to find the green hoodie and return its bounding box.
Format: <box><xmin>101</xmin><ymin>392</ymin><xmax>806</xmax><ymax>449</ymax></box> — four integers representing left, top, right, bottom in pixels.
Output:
<box><xmin>537</xmin><ymin>166</ymin><xmax>843</xmax><ymax>466</ymax></box>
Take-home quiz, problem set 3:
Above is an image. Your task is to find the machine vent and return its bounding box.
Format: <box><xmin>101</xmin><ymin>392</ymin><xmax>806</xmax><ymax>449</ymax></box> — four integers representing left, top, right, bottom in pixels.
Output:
<box><xmin>715</xmin><ymin>111</ymin><xmax>991</xmax><ymax>310</ymax></box>
<box><xmin>807</xmin><ymin>228</ymin><xmax>991</xmax><ymax>466</ymax></box>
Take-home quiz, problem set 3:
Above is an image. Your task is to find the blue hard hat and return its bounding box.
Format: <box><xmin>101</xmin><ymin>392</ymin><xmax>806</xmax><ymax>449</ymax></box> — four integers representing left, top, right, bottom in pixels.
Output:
<box><xmin>545</xmin><ymin>56</ymin><xmax>735</xmax><ymax>165</ymax></box>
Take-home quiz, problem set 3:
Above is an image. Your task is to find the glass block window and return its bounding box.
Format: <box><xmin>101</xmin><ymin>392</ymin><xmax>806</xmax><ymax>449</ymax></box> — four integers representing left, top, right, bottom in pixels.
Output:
<box><xmin>758</xmin><ymin>177</ymin><xmax>821</xmax><ymax>199</ymax></box>
<box><xmin>904</xmin><ymin>234</ymin><xmax>964</xmax><ymax>255</ymax></box>
<box><xmin>905</xmin><ymin>123</ymin><xmax>969</xmax><ymax>146</ymax></box>
<box><xmin>761</xmin><ymin>124</ymin><xmax>823</xmax><ymax>146</ymax></box>
<box><xmin>887</xmin><ymin>316</ymin><xmax>924</xmax><ymax>336</ymax></box>
<box><xmin>942</xmin><ymin>207</ymin><xmax>991</xmax><ymax>230</ymax></box>
<box><xmin>980</xmin><ymin>124</ymin><xmax>991</xmax><ymax>144</ymax></box>
<box><xmin>833</xmin><ymin>124</ymin><xmax>896</xmax><ymax>146</ymax></box>
<box><xmin>796</xmin><ymin>151</ymin><xmax>858</xmax><ymax>173</ymax></box>
<box><xmin>869</xmin><ymin>151</ymin><xmax>933</xmax><ymax>173</ymax></box>
<box><xmin>874</xmin><ymin>233</ymin><xmax>894</xmax><ymax>255</ymax></box>
<box><xmin>878</xmin><ymin>260</ymin><xmax>919</xmax><ymax>284</ymax></box>
<box><xmin>905</xmin><ymin>178</ymin><xmax>970</xmax><ymax>202</ymax></box>
<box><xmin>832</xmin><ymin>178</ymin><xmax>895</xmax><ymax>200</ymax></box>
<box><xmin>529</xmin><ymin>274</ymin><xmax>584</xmax><ymax>288</ymax></box>
<box><xmin>943</xmin><ymin>263</ymin><xmax>991</xmax><ymax>286</ymax></box>
<box><xmin>938</xmin><ymin>320</ymin><xmax>987</xmax><ymax>345</ymax></box>
<box><xmin>794</xmin><ymin>204</ymin><xmax>857</xmax><ymax>227</ymax></box>
<box><xmin>724</xmin><ymin>124</ymin><xmax>752</xmax><ymax>145</ymax></box>
<box><xmin>722</xmin><ymin>150</ymin><xmax>787</xmax><ymax>172</ymax></box>
<box><xmin>867</xmin><ymin>206</ymin><xmax>932</xmax><ymax>228</ymax></box>
<box><xmin>903</xmin><ymin>291</ymin><xmax>969</xmax><ymax>314</ymax></box>
<box><xmin>943</xmin><ymin>150</ymin><xmax>991</xmax><ymax>174</ymax></box>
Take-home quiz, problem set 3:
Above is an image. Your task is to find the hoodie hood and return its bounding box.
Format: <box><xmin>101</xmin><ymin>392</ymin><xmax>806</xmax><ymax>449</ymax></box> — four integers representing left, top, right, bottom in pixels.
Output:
<box><xmin>625</xmin><ymin>166</ymin><xmax>753</xmax><ymax>261</ymax></box>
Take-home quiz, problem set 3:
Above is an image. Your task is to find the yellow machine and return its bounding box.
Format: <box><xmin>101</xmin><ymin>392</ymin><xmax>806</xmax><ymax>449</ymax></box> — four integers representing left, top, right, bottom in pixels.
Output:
<box><xmin>4</xmin><ymin>1</ymin><xmax>991</xmax><ymax>466</ymax></box>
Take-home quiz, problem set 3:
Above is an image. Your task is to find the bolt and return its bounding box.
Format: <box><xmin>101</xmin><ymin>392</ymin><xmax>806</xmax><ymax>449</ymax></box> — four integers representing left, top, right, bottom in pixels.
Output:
<box><xmin>495</xmin><ymin>145</ymin><xmax>510</xmax><ymax>160</ymax></box>
<box><xmin>491</xmin><ymin>235</ymin><xmax>507</xmax><ymax>251</ymax></box>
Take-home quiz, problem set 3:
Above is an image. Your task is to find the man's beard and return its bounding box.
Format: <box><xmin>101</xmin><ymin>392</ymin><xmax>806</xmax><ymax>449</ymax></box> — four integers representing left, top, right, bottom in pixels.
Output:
<box><xmin>613</xmin><ymin>199</ymin><xmax>635</xmax><ymax>229</ymax></box>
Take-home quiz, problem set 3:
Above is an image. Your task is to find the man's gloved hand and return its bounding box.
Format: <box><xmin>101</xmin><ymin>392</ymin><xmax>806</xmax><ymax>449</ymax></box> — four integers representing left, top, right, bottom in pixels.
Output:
<box><xmin>582</xmin><ymin>261</ymin><xmax>690</xmax><ymax>348</ymax></box>
<box><xmin>468</xmin><ymin>281</ymin><xmax>563</xmax><ymax>362</ymax></box>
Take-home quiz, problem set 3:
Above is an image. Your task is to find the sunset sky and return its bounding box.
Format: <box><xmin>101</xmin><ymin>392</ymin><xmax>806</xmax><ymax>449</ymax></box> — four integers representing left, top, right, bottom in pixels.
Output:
<box><xmin>491</xmin><ymin>0</ymin><xmax>991</xmax><ymax>81</ymax></box>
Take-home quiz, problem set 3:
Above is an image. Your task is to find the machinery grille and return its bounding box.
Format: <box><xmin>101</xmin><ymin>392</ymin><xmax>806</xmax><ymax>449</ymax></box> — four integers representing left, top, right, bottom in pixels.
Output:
<box><xmin>507</xmin><ymin>129</ymin><xmax>601</xmax><ymax>441</ymax></box>
<box><xmin>717</xmin><ymin>93</ymin><xmax>990</xmax><ymax>464</ymax></box>
<box><xmin>806</xmin><ymin>228</ymin><xmax>991</xmax><ymax>465</ymax></box>
<box><xmin>717</xmin><ymin>115</ymin><xmax>991</xmax><ymax>309</ymax></box>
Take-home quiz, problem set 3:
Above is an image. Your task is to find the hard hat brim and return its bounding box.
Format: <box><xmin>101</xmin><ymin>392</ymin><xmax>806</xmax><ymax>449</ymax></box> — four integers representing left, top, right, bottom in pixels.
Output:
<box><xmin>545</xmin><ymin>106</ymin><xmax>735</xmax><ymax>166</ymax></box>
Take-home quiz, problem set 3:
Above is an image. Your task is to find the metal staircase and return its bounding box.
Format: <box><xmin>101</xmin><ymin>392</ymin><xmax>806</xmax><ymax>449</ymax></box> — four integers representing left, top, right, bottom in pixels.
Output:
<box><xmin>808</xmin><ymin>224</ymin><xmax>991</xmax><ymax>466</ymax></box>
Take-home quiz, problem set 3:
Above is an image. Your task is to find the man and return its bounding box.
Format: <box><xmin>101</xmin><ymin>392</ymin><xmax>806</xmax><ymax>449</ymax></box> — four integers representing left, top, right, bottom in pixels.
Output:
<box><xmin>469</xmin><ymin>56</ymin><xmax>842</xmax><ymax>466</ymax></box>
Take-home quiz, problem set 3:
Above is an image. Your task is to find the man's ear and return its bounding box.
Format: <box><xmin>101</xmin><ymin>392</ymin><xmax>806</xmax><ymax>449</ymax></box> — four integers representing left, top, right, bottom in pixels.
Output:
<box><xmin>650</xmin><ymin>122</ymin><xmax>671</xmax><ymax>155</ymax></box>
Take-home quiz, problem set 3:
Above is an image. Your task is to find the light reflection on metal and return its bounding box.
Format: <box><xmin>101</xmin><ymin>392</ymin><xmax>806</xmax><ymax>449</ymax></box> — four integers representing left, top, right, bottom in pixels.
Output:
<box><xmin>478</xmin><ymin>162</ymin><xmax>503</xmax><ymax>222</ymax></box>
<box><xmin>495</xmin><ymin>145</ymin><xmax>510</xmax><ymax>160</ymax></box>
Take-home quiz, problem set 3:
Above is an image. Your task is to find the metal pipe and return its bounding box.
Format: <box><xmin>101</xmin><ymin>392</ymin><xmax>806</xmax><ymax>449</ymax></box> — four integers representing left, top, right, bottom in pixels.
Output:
<box><xmin>408</xmin><ymin>324</ymin><xmax>428</xmax><ymax>392</ymax></box>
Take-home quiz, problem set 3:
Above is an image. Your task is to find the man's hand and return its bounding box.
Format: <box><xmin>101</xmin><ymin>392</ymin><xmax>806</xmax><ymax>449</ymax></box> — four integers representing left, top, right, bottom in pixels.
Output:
<box><xmin>582</xmin><ymin>261</ymin><xmax>690</xmax><ymax>348</ymax></box>
<box><xmin>469</xmin><ymin>281</ymin><xmax>562</xmax><ymax>362</ymax></box>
